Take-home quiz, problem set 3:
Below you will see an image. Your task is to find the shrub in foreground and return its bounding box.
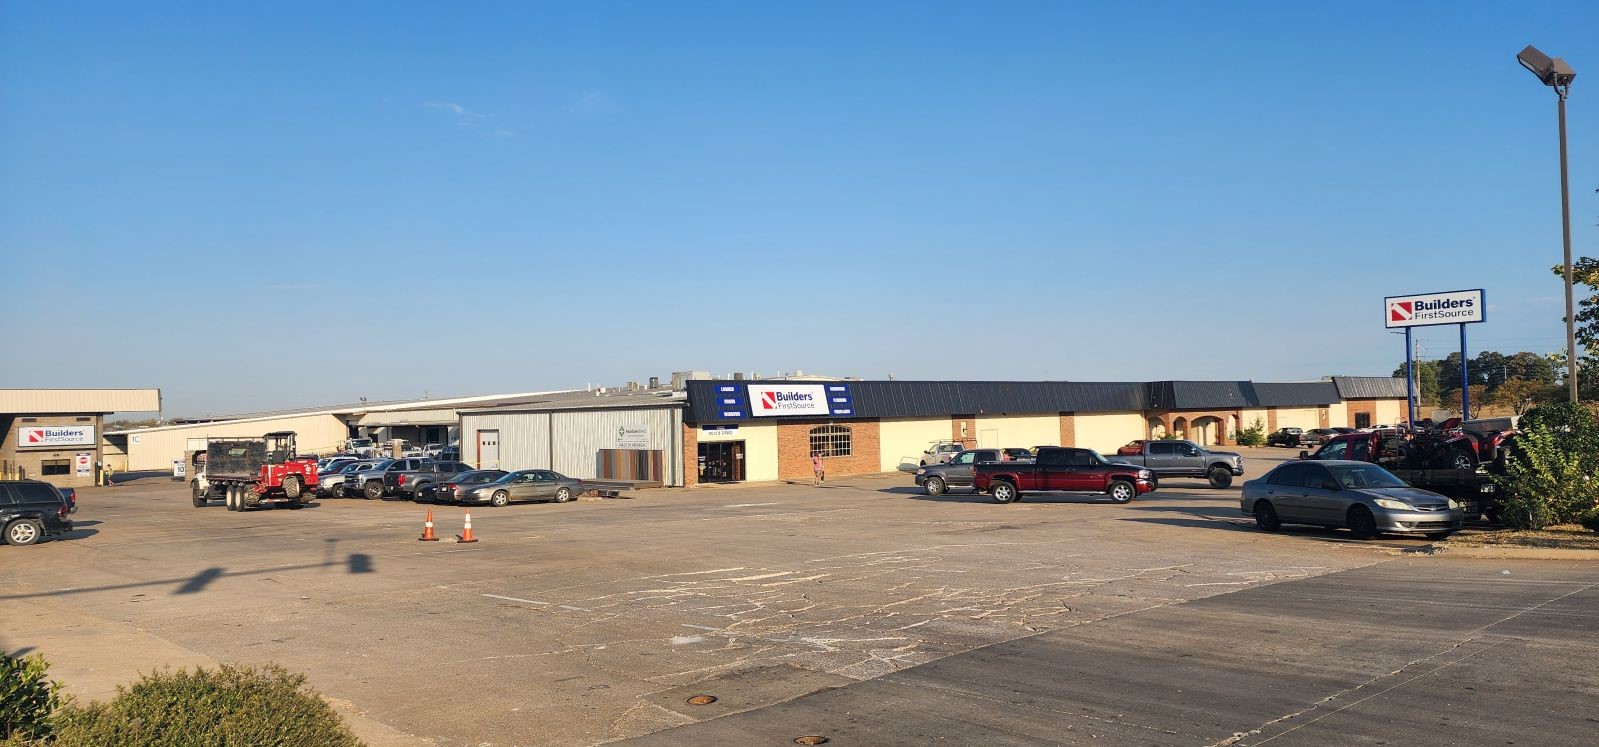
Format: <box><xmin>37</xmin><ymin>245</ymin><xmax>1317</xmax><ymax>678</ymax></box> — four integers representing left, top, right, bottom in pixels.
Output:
<box><xmin>1493</xmin><ymin>405</ymin><xmax>1599</xmax><ymax>530</ymax></box>
<box><xmin>1</xmin><ymin>652</ymin><xmax>65</xmax><ymax>744</ymax></box>
<box><xmin>52</xmin><ymin>664</ymin><xmax>360</xmax><ymax>747</ymax></box>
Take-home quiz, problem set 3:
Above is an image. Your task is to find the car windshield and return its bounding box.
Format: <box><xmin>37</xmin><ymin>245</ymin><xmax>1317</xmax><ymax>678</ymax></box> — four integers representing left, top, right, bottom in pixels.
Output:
<box><xmin>1325</xmin><ymin>463</ymin><xmax>1408</xmax><ymax>489</ymax></box>
<box><xmin>367</xmin><ymin>459</ymin><xmax>394</xmax><ymax>470</ymax></box>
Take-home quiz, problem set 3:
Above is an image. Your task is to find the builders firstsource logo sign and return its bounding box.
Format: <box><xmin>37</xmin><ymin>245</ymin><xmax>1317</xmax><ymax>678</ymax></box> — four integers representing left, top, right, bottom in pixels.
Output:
<box><xmin>748</xmin><ymin>384</ymin><xmax>830</xmax><ymax>417</ymax></box>
<box><xmin>1384</xmin><ymin>289</ymin><xmax>1485</xmax><ymax>329</ymax></box>
<box><xmin>17</xmin><ymin>426</ymin><xmax>96</xmax><ymax>448</ymax></box>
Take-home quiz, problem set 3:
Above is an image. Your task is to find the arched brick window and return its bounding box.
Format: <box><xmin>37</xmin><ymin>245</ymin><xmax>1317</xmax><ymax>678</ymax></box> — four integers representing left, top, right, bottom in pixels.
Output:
<box><xmin>808</xmin><ymin>425</ymin><xmax>852</xmax><ymax>458</ymax></box>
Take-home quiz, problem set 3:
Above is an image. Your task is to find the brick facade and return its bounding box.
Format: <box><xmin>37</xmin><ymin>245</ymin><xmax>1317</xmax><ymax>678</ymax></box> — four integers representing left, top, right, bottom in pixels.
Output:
<box><xmin>0</xmin><ymin>414</ymin><xmax>103</xmax><ymax>489</ymax></box>
<box><xmin>1059</xmin><ymin>413</ymin><xmax>1076</xmax><ymax>447</ymax></box>
<box><xmin>681</xmin><ymin>423</ymin><xmax>699</xmax><ymax>487</ymax></box>
<box><xmin>777</xmin><ymin>419</ymin><xmax>881</xmax><ymax>481</ymax></box>
<box><xmin>1151</xmin><ymin>410</ymin><xmax>1242</xmax><ymax>446</ymax></box>
<box><xmin>1345</xmin><ymin>401</ymin><xmax>1376</xmax><ymax>429</ymax></box>
<box><xmin>951</xmin><ymin>416</ymin><xmax>977</xmax><ymax>449</ymax></box>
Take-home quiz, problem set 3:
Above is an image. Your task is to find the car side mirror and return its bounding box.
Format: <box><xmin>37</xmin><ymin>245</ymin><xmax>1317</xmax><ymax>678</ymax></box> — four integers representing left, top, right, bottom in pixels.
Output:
<box><xmin>1298</xmin><ymin>450</ymin><xmax>1310</xmax><ymax>460</ymax></box>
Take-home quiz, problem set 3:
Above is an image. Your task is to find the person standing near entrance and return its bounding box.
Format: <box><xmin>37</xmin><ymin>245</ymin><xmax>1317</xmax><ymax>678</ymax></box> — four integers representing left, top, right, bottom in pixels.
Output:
<box><xmin>811</xmin><ymin>452</ymin><xmax>825</xmax><ymax>485</ymax></box>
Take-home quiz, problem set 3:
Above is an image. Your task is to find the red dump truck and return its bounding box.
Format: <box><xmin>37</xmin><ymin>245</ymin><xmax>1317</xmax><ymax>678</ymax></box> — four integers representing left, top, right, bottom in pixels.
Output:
<box><xmin>192</xmin><ymin>431</ymin><xmax>318</xmax><ymax>512</ymax></box>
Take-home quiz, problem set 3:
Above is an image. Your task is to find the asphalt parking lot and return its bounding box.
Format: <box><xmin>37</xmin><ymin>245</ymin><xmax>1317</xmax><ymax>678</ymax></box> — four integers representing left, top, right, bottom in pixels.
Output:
<box><xmin>3</xmin><ymin>449</ymin><xmax>1594</xmax><ymax>746</ymax></box>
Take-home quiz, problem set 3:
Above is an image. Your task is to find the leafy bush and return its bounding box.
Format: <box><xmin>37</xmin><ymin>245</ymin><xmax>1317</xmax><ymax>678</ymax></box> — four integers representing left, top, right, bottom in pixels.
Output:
<box><xmin>52</xmin><ymin>664</ymin><xmax>360</xmax><ymax>747</ymax></box>
<box><xmin>1</xmin><ymin>652</ymin><xmax>65</xmax><ymax>744</ymax></box>
<box><xmin>1156</xmin><ymin>433</ymin><xmax>1182</xmax><ymax>441</ymax></box>
<box><xmin>1580</xmin><ymin>509</ymin><xmax>1599</xmax><ymax>534</ymax></box>
<box><xmin>1493</xmin><ymin>404</ymin><xmax>1599</xmax><ymax>530</ymax></box>
<box><xmin>1234</xmin><ymin>417</ymin><xmax>1268</xmax><ymax>447</ymax></box>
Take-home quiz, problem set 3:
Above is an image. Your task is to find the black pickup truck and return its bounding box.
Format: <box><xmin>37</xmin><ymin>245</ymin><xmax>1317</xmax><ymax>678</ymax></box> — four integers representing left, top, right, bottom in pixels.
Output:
<box><xmin>1110</xmin><ymin>439</ymin><xmax>1244</xmax><ymax>488</ymax></box>
<box><xmin>381</xmin><ymin>460</ymin><xmax>474</xmax><ymax>500</ymax></box>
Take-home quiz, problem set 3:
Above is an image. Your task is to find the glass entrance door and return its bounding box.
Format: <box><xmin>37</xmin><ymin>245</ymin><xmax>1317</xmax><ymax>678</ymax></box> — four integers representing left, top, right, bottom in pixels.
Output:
<box><xmin>698</xmin><ymin>442</ymin><xmax>745</xmax><ymax>482</ymax></box>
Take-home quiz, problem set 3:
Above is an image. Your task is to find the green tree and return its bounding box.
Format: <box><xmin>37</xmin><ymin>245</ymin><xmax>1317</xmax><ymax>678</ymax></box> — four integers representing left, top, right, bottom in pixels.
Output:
<box><xmin>1494</xmin><ymin>402</ymin><xmax>1599</xmax><ymax>529</ymax></box>
<box><xmin>1392</xmin><ymin>360</ymin><xmax>1440</xmax><ymax>406</ymax></box>
<box><xmin>1490</xmin><ymin>378</ymin><xmax>1559</xmax><ymax>416</ymax></box>
<box><xmin>1504</xmin><ymin>351</ymin><xmax>1557</xmax><ymax>384</ymax></box>
<box><xmin>1471</xmin><ymin>351</ymin><xmax>1508</xmax><ymax>390</ymax></box>
<box><xmin>1435</xmin><ymin>352</ymin><xmax>1464</xmax><ymax>398</ymax></box>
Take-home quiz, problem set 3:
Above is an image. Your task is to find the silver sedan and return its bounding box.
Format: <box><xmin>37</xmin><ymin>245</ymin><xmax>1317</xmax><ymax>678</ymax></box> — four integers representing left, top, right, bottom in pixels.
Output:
<box><xmin>463</xmin><ymin>470</ymin><xmax>584</xmax><ymax>507</ymax></box>
<box><xmin>1241</xmin><ymin>460</ymin><xmax>1463</xmax><ymax>540</ymax></box>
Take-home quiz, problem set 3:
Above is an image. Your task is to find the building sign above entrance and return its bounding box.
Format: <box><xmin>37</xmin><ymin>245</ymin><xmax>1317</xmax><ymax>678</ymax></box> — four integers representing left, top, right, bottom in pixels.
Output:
<box><xmin>17</xmin><ymin>426</ymin><xmax>96</xmax><ymax>448</ymax></box>
<box><xmin>748</xmin><ymin>384</ymin><xmax>830</xmax><ymax>416</ymax></box>
<box><xmin>1384</xmin><ymin>289</ymin><xmax>1485</xmax><ymax>328</ymax></box>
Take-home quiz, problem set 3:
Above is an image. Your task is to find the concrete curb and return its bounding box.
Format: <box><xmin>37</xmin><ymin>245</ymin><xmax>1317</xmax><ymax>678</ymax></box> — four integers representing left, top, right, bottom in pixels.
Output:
<box><xmin>1427</xmin><ymin>544</ymin><xmax>1599</xmax><ymax>560</ymax></box>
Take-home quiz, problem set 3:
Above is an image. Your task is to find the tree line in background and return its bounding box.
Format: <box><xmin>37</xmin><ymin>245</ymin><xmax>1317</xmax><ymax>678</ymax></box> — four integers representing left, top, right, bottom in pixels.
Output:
<box><xmin>1392</xmin><ymin>350</ymin><xmax>1559</xmax><ymax>415</ymax></box>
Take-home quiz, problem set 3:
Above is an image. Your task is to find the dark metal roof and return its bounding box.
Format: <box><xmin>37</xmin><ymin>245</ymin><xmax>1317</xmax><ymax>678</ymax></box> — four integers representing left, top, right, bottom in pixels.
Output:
<box><xmin>1332</xmin><ymin>376</ymin><xmax>1409</xmax><ymax>399</ymax></box>
<box><xmin>686</xmin><ymin>379</ymin><xmax>1350</xmax><ymax>424</ymax></box>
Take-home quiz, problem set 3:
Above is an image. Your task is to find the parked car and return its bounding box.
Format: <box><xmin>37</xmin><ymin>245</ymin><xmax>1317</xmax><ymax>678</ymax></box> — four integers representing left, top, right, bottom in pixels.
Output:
<box><xmin>1116</xmin><ymin>440</ymin><xmax>1147</xmax><ymax>456</ymax></box>
<box><xmin>920</xmin><ymin>442</ymin><xmax>965</xmax><ymax>466</ymax></box>
<box><xmin>418</xmin><ymin>470</ymin><xmax>508</xmax><ymax>503</ymax></box>
<box><xmin>317</xmin><ymin>461</ymin><xmax>371</xmax><ymax>496</ymax></box>
<box><xmin>1241</xmin><ymin>460</ymin><xmax>1463</xmax><ymax>540</ymax></box>
<box><xmin>463</xmin><ymin>470</ymin><xmax>584</xmax><ymax>507</ymax></box>
<box><xmin>420</xmin><ymin>443</ymin><xmax>445</xmax><ymax>458</ymax></box>
<box><xmin>318</xmin><ymin>456</ymin><xmax>360</xmax><ymax>474</ymax></box>
<box><xmin>916</xmin><ymin>448</ymin><xmax>1026</xmax><ymax>495</ymax></box>
<box><xmin>971</xmin><ymin>447</ymin><xmax>1154</xmax><ymax>504</ymax></box>
<box><xmin>350</xmin><ymin>458</ymin><xmax>435</xmax><ymax>498</ymax></box>
<box><xmin>1301</xmin><ymin>428</ymin><xmax>1341</xmax><ymax>447</ymax></box>
<box><xmin>341</xmin><ymin>458</ymin><xmax>396</xmax><ymax>497</ymax></box>
<box><xmin>1266</xmin><ymin>428</ymin><xmax>1304</xmax><ymax>447</ymax></box>
<box><xmin>1</xmin><ymin>480</ymin><xmax>75</xmax><ymax>546</ymax></box>
<box><xmin>383</xmin><ymin>460</ymin><xmax>474</xmax><ymax>499</ymax></box>
<box><xmin>1110</xmin><ymin>440</ymin><xmax>1244</xmax><ymax>488</ymax></box>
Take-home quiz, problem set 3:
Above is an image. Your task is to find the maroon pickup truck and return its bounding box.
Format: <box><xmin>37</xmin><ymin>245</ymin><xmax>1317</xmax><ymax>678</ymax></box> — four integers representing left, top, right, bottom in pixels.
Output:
<box><xmin>972</xmin><ymin>447</ymin><xmax>1155</xmax><ymax>504</ymax></box>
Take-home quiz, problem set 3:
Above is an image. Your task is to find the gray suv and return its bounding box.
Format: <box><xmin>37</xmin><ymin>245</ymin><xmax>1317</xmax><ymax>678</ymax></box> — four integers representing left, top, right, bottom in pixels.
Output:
<box><xmin>915</xmin><ymin>448</ymin><xmax>1033</xmax><ymax>495</ymax></box>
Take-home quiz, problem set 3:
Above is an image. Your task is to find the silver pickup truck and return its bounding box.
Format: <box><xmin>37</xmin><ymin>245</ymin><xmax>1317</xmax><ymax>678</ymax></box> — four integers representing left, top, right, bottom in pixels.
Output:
<box><xmin>1111</xmin><ymin>440</ymin><xmax>1244</xmax><ymax>488</ymax></box>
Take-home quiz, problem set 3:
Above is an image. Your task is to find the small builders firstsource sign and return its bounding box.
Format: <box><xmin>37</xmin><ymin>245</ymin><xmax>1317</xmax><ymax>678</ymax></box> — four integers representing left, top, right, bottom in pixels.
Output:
<box><xmin>1384</xmin><ymin>289</ymin><xmax>1485</xmax><ymax>329</ymax></box>
<box><xmin>17</xmin><ymin>426</ymin><xmax>96</xmax><ymax>448</ymax></box>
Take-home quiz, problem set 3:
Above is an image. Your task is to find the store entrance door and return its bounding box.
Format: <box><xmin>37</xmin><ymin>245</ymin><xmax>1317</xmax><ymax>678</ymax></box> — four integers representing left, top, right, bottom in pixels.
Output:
<box><xmin>698</xmin><ymin>441</ymin><xmax>745</xmax><ymax>482</ymax></box>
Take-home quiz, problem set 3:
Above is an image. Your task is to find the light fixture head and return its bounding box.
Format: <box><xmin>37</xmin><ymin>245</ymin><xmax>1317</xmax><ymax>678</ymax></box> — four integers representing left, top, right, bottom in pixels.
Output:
<box><xmin>1518</xmin><ymin>45</ymin><xmax>1576</xmax><ymax>87</ymax></box>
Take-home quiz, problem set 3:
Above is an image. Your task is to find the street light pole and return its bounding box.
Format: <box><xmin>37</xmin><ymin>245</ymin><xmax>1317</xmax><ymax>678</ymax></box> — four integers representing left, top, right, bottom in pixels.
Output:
<box><xmin>1517</xmin><ymin>45</ymin><xmax>1579</xmax><ymax>402</ymax></box>
<box><xmin>1558</xmin><ymin>86</ymin><xmax>1578</xmax><ymax>402</ymax></box>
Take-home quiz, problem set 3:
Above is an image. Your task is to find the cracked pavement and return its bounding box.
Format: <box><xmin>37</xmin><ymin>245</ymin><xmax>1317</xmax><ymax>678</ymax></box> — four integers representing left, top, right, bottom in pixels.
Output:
<box><xmin>8</xmin><ymin>452</ymin><xmax>1585</xmax><ymax>746</ymax></box>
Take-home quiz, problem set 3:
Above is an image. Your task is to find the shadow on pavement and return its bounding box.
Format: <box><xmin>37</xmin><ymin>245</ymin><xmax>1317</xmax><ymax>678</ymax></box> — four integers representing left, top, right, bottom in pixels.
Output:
<box><xmin>1121</xmin><ymin>516</ymin><xmax>1432</xmax><ymax>549</ymax></box>
<box><xmin>0</xmin><ymin>552</ymin><xmax>379</xmax><ymax>601</ymax></box>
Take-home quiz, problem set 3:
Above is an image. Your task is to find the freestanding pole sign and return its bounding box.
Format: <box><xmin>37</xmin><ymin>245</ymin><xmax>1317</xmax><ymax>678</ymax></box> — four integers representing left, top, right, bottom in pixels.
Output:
<box><xmin>1384</xmin><ymin>289</ymin><xmax>1487</xmax><ymax>423</ymax></box>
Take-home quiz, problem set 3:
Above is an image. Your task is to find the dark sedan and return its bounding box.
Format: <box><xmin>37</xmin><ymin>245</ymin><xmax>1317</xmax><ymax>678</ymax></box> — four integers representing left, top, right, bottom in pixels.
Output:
<box><xmin>418</xmin><ymin>470</ymin><xmax>507</xmax><ymax>503</ymax></box>
<box><xmin>462</xmin><ymin>470</ymin><xmax>584</xmax><ymax>507</ymax></box>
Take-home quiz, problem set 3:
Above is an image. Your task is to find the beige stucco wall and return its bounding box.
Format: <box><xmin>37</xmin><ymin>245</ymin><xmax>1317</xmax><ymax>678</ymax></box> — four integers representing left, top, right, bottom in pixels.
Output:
<box><xmin>117</xmin><ymin>414</ymin><xmax>350</xmax><ymax>472</ymax></box>
<box><xmin>974</xmin><ymin>414</ymin><xmax>1061</xmax><ymax>450</ymax></box>
<box><xmin>879</xmin><ymin>417</ymin><xmax>954</xmax><ymax>471</ymax></box>
<box><xmin>1375</xmin><ymin>399</ymin><xmax>1404</xmax><ymax>424</ymax></box>
<box><xmin>1327</xmin><ymin>402</ymin><xmax>1348</xmax><ymax>429</ymax></box>
<box><xmin>1273</xmin><ymin>407</ymin><xmax>1320</xmax><ymax>430</ymax></box>
<box><xmin>1073</xmin><ymin>412</ymin><xmax>1146</xmax><ymax>453</ymax></box>
<box><xmin>697</xmin><ymin>422</ymin><xmax>779</xmax><ymax>482</ymax></box>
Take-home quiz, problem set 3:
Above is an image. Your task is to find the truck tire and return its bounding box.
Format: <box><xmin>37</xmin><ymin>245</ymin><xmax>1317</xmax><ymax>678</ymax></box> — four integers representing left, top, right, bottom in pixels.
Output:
<box><xmin>923</xmin><ymin>476</ymin><xmax>947</xmax><ymax>496</ymax></box>
<box><xmin>242</xmin><ymin>488</ymin><xmax>261</xmax><ymax>510</ymax></box>
<box><xmin>990</xmin><ymin>480</ymin><xmax>1018</xmax><ymax>504</ymax></box>
<box><xmin>282</xmin><ymin>475</ymin><xmax>303</xmax><ymax>500</ymax></box>
<box><xmin>1107</xmin><ymin>480</ymin><xmax>1135</xmax><ymax>504</ymax></box>
<box><xmin>192</xmin><ymin>481</ymin><xmax>207</xmax><ymax>507</ymax></box>
<box><xmin>364</xmin><ymin>481</ymin><xmax>385</xmax><ymax>500</ymax></box>
<box><xmin>4</xmin><ymin>519</ymin><xmax>44</xmax><ymax>546</ymax></box>
<box><xmin>1207</xmin><ymin>467</ymin><xmax>1233</xmax><ymax>489</ymax></box>
<box><xmin>224</xmin><ymin>484</ymin><xmax>238</xmax><ymax>511</ymax></box>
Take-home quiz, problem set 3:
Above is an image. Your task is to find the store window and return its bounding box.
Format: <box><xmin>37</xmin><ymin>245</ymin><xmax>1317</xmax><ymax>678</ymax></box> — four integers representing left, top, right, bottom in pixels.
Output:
<box><xmin>40</xmin><ymin>459</ymin><xmax>71</xmax><ymax>476</ymax></box>
<box><xmin>808</xmin><ymin>425</ymin><xmax>852</xmax><ymax>458</ymax></box>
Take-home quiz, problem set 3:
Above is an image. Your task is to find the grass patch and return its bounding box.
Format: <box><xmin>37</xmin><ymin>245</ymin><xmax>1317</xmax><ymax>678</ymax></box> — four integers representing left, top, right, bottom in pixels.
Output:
<box><xmin>1446</xmin><ymin>524</ymin><xmax>1599</xmax><ymax>551</ymax></box>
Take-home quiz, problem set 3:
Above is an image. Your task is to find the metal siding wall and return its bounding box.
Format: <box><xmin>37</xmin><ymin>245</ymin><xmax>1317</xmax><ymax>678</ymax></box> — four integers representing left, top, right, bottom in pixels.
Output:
<box><xmin>551</xmin><ymin>409</ymin><xmax>677</xmax><ymax>481</ymax></box>
<box><xmin>122</xmin><ymin>414</ymin><xmax>349</xmax><ymax>471</ymax></box>
<box><xmin>461</xmin><ymin>413</ymin><xmax>550</xmax><ymax>471</ymax></box>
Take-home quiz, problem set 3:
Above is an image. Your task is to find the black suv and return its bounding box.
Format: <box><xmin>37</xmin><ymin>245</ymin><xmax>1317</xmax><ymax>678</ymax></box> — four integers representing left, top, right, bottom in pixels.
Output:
<box><xmin>2</xmin><ymin>480</ymin><xmax>75</xmax><ymax>546</ymax></box>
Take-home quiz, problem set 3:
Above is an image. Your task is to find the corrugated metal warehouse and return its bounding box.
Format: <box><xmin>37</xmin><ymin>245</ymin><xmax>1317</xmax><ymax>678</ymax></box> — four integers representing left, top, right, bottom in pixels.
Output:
<box><xmin>458</xmin><ymin>389</ymin><xmax>689</xmax><ymax>486</ymax></box>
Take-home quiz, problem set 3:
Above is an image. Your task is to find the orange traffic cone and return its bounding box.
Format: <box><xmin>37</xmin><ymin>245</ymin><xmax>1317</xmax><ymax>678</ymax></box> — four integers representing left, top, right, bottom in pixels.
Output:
<box><xmin>457</xmin><ymin>510</ymin><xmax>478</xmax><ymax>543</ymax></box>
<box><xmin>419</xmin><ymin>509</ymin><xmax>438</xmax><ymax>541</ymax></box>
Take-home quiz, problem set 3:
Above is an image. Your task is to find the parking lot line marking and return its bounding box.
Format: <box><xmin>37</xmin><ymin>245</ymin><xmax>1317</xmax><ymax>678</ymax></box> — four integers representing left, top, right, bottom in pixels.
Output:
<box><xmin>482</xmin><ymin>594</ymin><xmax>550</xmax><ymax>606</ymax></box>
<box><xmin>681</xmin><ymin>624</ymin><xmax>720</xmax><ymax>631</ymax></box>
<box><xmin>558</xmin><ymin>604</ymin><xmax>593</xmax><ymax>612</ymax></box>
<box><xmin>724</xmin><ymin>502</ymin><xmax>779</xmax><ymax>508</ymax></box>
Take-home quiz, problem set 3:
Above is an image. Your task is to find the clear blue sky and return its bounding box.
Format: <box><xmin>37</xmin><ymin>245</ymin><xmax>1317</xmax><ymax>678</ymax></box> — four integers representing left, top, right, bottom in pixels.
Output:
<box><xmin>2</xmin><ymin>2</ymin><xmax>1595</xmax><ymax>416</ymax></box>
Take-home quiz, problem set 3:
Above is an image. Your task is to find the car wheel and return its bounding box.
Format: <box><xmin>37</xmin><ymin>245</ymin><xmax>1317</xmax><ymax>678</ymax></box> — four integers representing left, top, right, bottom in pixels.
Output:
<box><xmin>924</xmin><ymin>476</ymin><xmax>946</xmax><ymax>496</ymax></box>
<box><xmin>364</xmin><ymin>481</ymin><xmax>384</xmax><ymax>500</ymax></box>
<box><xmin>1450</xmin><ymin>451</ymin><xmax>1476</xmax><ymax>471</ymax></box>
<box><xmin>1347</xmin><ymin>505</ymin><xmax>1378</xmax><ymax>540</ymax></box>
<box><xmin>4</xmin><ymin>519</ymin><xmax>44</xmax><ymax>546</ymax></box>
<box><xmin>1207</xmin><ymin>467</ymin><xmax>1233</xmax><ymax>489</ymax></box>
<box><xmin>491</xmin><ymin>490</ymin><xmax>509</xmax><ymax>507</ymax></box>
<box><xmin>1424</xmin><ymin>531</ymin><xmax>1452</xmax><ymax>541</ymax></box>
<box><xmin>1253</xmin><ymin>501</ymin><xmax>1281</xmax><ymax>531</ymax></box>
<box><xmin>554</xmin><ymin>487</ymin><xmax>574</xmax><ymax>503</ymax></box>
<box><xmin>1107</xmin><ymin>480</ymin><xmax>1135</xmax><ymax>504</ymax></box>
<box><xmin>191</xmin><ymin>481</ymin><xmax>207</xmax><ymax>508</ymax></box>
<box><xmin>990</xmin><ymin>481</ymin><xmax>1017</xmax><ymax>504</ymax></box>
